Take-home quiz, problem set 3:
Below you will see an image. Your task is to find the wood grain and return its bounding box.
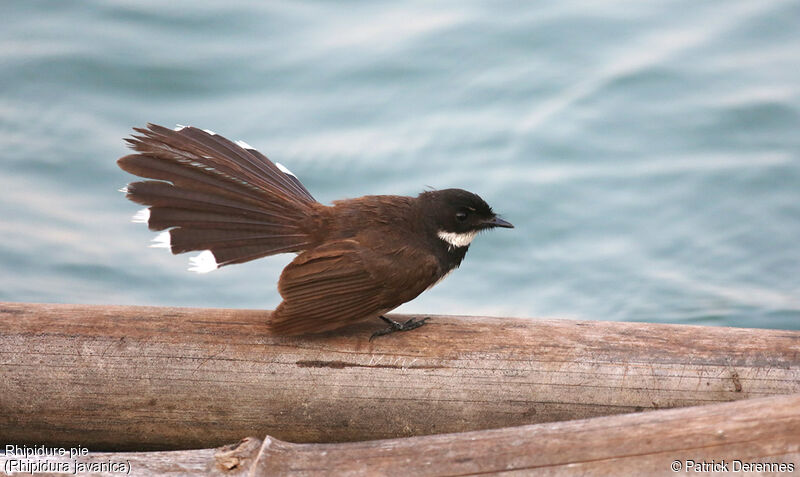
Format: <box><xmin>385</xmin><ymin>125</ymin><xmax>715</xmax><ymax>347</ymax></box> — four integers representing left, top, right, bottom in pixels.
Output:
<box><xmin>250</xmin><ymin>393</ymin><xmax>800</xmax><ymax>476</ymax></box>
<box><xmin>1</xmin><ymin>302</ymin><xmax>798</xmax><ymax>451</ymax></box>
<box><xmin>2</xmin><ymin>395</ymin><xmax>798</xmax><ymax>476</ymax></box>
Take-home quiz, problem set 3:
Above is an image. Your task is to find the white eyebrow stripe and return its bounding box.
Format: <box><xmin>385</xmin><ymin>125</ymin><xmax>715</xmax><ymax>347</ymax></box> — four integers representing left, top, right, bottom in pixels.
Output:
<box><xmin>437</xmin><ymin>230</ymin><xmax>478</xmax><ymax>249</ymax></box>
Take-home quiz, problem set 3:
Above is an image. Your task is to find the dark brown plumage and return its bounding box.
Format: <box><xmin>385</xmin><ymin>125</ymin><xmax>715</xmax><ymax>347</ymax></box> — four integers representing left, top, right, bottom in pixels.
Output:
<box><xmin>119</xmin><ymin>124</ymin><xmax>512</xmax><ymax>335</ymax></box>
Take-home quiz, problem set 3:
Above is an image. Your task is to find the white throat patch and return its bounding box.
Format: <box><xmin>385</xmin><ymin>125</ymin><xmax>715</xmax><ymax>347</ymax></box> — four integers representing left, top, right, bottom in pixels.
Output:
<box><xmin>437</xmin><ymin>230</ymin><xmax>478</xmax><ymax>249</ymax></box>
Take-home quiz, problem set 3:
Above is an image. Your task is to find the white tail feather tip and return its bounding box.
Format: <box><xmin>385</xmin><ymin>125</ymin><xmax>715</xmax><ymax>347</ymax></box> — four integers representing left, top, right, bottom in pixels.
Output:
<box><xmin>150</xmin><ymin>231</ymin><xmax>171</xmax><ymax>249</ymax></box>
<box><xmin>236</xmin><ymin>139</ymin><xmax>254</xmax><ymax>150</ymax></box>
<box><xmin>131</xmin><ymin>208</ymin><xmax>150</xmax><ymax>224</ymax></box>
<box><xmin>174</xmin><ymin>124</ymin><xmax>186</xmax><ymax>131</ymax></box>
<box><xmin>203</xmin><ymin>128</ymin><xmax>216</xmax><ymax>136</ymax></box>
<box><xmin>275</xmin><ymin>162</ymin><xmax>297</xmax><ymax>178</ymax></box>
<box><xmin>118</xmin><ymin>186</ymin><xmax>129</xmax><ymax>194</ymax></box>
<box><xmin>189</xmin><ymin>250</ymin><xmax>218</xmax><ymax>273</ymax></box>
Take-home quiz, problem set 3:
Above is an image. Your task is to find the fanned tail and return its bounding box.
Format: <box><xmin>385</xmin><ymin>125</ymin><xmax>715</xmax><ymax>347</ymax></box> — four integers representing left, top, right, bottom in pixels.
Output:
<box><xmin>118</xmin><ymin>124</ymin><xmax>318</xmax><ymax>270</ymax></box>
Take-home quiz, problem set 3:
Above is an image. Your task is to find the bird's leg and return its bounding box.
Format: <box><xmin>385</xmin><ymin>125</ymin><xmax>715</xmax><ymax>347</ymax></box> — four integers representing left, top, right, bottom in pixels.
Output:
<box><xmin>369</xmin><ymin>315</ymin><xmax>430</xmax><ymax>340</ymax></box>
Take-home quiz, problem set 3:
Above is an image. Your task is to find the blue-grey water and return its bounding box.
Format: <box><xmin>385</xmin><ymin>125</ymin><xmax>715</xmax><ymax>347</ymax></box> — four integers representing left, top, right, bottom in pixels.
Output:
<box><xmin>2</xmin><ymin>1</ymin><xmax>799</xmax><ymax>329</ymax></box>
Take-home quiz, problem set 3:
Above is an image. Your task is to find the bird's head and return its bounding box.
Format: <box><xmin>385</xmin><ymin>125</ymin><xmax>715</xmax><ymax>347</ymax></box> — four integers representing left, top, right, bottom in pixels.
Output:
<box><xmin>419</xmin><ymin>188</ymin><xmax>513</xmax><ymax>249</ymax></box>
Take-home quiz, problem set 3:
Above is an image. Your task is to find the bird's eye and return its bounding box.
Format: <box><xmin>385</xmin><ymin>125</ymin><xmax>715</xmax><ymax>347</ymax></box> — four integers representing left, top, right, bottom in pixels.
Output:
<box><xmin>456</xmin><ymin>210</ymin><xmax>468</xmax><ymax>222</ymax></box>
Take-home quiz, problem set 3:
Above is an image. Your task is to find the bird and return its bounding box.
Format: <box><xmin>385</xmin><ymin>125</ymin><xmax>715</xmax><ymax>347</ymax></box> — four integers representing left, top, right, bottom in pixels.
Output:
<box><xmin>118</xmin><ymin>124</ymin><xmax>513</xmax><ymax>337</ymax></box>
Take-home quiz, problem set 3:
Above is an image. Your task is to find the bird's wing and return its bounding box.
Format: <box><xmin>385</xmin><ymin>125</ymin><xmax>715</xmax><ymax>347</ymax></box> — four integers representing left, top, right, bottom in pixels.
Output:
<box><xmin>269</xmin><ymin>239</ymin><xmax>440</xmax><ymax>335</ymax></box>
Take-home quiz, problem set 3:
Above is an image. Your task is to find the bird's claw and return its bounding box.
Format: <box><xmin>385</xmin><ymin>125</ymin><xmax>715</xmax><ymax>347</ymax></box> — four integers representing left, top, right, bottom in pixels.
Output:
<box><xmin>369</xmin><ymin>316</ymin><xmax>430</xmax><ymax>341</ymax></box>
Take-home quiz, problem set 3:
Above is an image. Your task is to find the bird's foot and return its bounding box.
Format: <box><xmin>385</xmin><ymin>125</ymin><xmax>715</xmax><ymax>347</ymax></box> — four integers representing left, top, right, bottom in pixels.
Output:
<box><xmin>369</xmin><ymin>316</ymin><xmax>430</xmax><ymax>341</ymax></box>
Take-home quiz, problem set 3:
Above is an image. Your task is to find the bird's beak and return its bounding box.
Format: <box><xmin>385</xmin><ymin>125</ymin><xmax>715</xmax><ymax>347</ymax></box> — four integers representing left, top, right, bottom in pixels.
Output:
<box><xmin>484</xmin><ymin>216</ymin><xmax>514</xmax><ymax>229</ymax></box>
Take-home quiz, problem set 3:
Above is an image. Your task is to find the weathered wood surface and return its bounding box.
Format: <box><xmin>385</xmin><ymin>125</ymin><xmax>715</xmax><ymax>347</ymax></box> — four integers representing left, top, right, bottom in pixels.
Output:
<box><xmin>1</xmin><ymin>302</ymin><xmax>799</xmax><ymax>451</ymax></box>
<box><xmin>3</xmin><ymin>394</ymin><xmax>798</xmax><ymax>476</ymax></box>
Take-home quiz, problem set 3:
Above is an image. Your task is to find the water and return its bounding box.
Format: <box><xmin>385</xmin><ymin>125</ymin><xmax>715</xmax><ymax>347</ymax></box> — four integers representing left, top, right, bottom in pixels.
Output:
<box><xmin>2</xmin><ymin>1</ymin><xmax>799</xmax><ymax>329</ymax></box>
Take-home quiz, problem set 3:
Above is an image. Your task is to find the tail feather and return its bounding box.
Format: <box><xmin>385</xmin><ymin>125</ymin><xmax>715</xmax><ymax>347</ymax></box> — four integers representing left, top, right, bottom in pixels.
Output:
<box><xmin>169</xmin><ymin>228</ymin><xmax>307</xmax><ymax>254</ymax></box>
<box><xmin>119</xmin><ymin>124</ymin><xmax>319</xmax><ymax>269</ymax></box>
<box><xmin>210</xmin><ymin>243</ymin><xmax>313</xmax><ymax>267</ymax></box>
<box><xmin>125</xmin><ymin>181</ymin><xmax>296</xmax><ymax>221</ymax></box>
<box><xmin>146</xmin><ymin>207</ymin><xmax>295</xmax><ymax>231</ymax></box>
<box><xmin>186</xmin><ymin>127</ymin><xmax>315</xmax><ymax>203</ymax></box>
<box><xmin>127</xmin><ymin>124</ymin><xmax>315</xmax><ymax>204</ymax></box>
<box><xmin>118</xmin><ymin>154</ymin><xmax>272</xmax><ymax>206</ymax></box>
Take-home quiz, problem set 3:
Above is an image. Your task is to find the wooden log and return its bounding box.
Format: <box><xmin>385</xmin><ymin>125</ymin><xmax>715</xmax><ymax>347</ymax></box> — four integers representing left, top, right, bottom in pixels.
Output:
<box><xmin>2</xmin><ymin>394</ymin><xmax>798</xmax><ymax>476</ymax></box>
<box><xmin>1</xmin><ymin>302</ymin><xmax>799</xmax><ymax>451</ymax></box>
